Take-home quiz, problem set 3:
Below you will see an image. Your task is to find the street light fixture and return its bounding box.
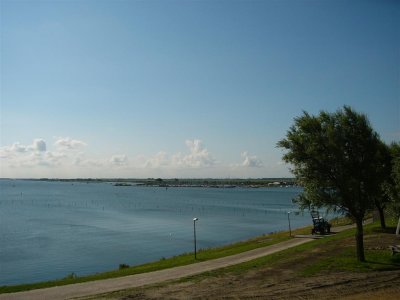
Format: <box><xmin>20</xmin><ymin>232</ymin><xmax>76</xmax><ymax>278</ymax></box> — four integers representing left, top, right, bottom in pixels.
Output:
<box><xmin>287</xmin><ymin>211</ymin><xmax>292</xmax><ymax>237</ymax></box>
<box><xmin>193</xmin><ymin>217</ymin><xmax>198</xmax><ymax>259</ymax></box>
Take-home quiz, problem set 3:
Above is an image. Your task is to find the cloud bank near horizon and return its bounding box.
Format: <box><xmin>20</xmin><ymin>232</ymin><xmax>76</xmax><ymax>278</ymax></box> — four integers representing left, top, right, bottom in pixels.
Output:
<box><xmin>0</xmin><ymin>137</ymin><xmax>285</xmax><ymax>178</ymax></box>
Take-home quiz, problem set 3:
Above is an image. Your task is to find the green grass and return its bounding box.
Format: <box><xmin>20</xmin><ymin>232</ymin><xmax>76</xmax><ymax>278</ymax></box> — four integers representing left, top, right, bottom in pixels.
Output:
<box><xmin>0</xmin><ymin>226</ymin><xmax>311</xmax><ymax>294</ymax></box>
<box><xmin>175</xmin><ymin>221</ymin><xmax>400</xmax><ymax>282</ymax></box>
<box><xmin>301</xmin><ymin>248</ymin><xmax>400</xmax><ymax>276</ymax></box>
<box><xmin>300</xmin><ymin>221</ymin><xmax>400</xmax><ymax>276</ymax></box>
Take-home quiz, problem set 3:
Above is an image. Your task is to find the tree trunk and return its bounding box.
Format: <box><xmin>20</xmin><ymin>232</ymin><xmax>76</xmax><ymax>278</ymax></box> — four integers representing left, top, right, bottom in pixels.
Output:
<box><xmin>355</xmin><ymin>218</ymin><xmax>365</xmax><ymax>262</ymax></box>
<box><xmin>377</xmin><ymin>205</ymin><xmax>386</xmax><ymax>229</ymax></box>
<box><xmin>396</xmin><ymin>215</ymin><xmax>400</xmax><ymax>236</ymax></box>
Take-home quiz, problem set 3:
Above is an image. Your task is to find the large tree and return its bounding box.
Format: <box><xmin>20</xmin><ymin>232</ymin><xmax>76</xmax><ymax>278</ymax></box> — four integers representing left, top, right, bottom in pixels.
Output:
<box><xmin>277</xmin><ymin>106</ymin><xmax>383</xmax><ymax>262</ymax></box>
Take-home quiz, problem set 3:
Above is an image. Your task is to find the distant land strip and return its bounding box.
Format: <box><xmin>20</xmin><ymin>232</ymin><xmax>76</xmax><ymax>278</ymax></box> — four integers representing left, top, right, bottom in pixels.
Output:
<box><xmin>0</xmin><ymin>178</ymin><xmax>298</xmax><ymax>188</ymax></box>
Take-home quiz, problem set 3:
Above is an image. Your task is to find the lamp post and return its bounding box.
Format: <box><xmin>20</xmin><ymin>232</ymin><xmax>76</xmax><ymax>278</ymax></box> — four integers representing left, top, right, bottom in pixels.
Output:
<box><xmin>193</xmin><ymin>217</ymin><xmax>198</xmax><ymax>259</ymax></box>
<box><xmin>287</xmin><ymin>211</ymin><xmax>292</xmax><ymax>237</ymax></box>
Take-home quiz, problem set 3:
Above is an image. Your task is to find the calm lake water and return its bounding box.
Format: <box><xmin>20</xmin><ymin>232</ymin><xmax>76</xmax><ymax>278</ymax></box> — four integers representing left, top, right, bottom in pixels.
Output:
<box><xmin>0</xmin><ymin>179</ymin><xmax>313</xmax><ymax>285</ymax></box>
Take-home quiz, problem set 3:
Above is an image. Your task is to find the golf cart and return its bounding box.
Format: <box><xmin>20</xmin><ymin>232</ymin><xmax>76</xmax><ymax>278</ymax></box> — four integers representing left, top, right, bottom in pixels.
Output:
<box><xmin>311</xmin><ymin>210</ymin><xmax>331</xmax><ymax>235</ymax></box>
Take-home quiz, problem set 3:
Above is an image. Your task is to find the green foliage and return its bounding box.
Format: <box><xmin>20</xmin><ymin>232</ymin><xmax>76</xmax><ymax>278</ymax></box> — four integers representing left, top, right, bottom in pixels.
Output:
<box><xmin>371</xmin><ymin>141</ymin><xmax>393</xmax><ymax>228</ymax></box>
<box><xmin>277</xmin><ymin>106</ymin><xmax>385</xmax><ymax>261</ymax></box>
<box><xmin>381</xmin><ymin>142</ymin><xmax>400</xmax><ymax>234</ymax></box>
<box><xmin>119</xmin><ymin>264</ymin><xmax>130</xmax><ymax>270</ymax></box>
<box><xmin>277</xmin><ymin>106</ymin><xmax>382</xmax><ymax>214</ymax></box>
<box><xmin>384</xmin><ymin>143</ymin><xmax>400</xmax><ymax>210</ymax></box>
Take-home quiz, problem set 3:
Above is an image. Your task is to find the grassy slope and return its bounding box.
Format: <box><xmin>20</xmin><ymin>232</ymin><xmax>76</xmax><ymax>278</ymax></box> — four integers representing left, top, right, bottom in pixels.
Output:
<box><xmin>186</xmin><ymin>220</ymin><xmax>400</xmax><ymax>280</ymax></box>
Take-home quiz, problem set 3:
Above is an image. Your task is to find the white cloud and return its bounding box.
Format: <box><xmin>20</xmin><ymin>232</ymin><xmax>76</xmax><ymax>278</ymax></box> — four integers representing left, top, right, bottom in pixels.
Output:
<box><xmin>240</xmin><ymin>151</ymin><xmax>263</xmax><ymax>168</ymax></box>
<box><xmin>0</xmin><ymin>144</ymin><xmax>20</xmax><ymax>159</ymax></box>
<box><xmin>110</xmin><ymin>154</ymin><xmax>128</xmax><ymax>166</ymax></box>
<box><xmin>0</xmin><ymin>140</ymin><xmax>47</xmax><ymax>164</ymax></box>
<box><xmin>10</xmin><ymin>143</ymin><xmax>29</xmax><ymax>153</ymax></box>
<box><xmin>30</xmin><ymin>139</ymin><xmax>46</xmax><ymax>152</ymax></box>
<box><xmin>1</xmin><ymin>139</ymin><xmax>46</xmax><ymax>157</ymax></box>
<box><xmin>44</xmin><ymin>151</ymin><xmax>67</xmax><ymax>166</ymax></box>
<box><xmin>144</xmin><ymin>151</ymin><xmax>169</xmax><ymax>168</ymax></box>
<box><xmin>55</xmin><ymin>137</ymin><xmax>87</xmax><ymax>150</ymax></box>
<box><xmin>143</xmin><ymin>140</ymin><xmax>215</xmax><ymax>169</ymax></box>
<box><xmin>180</xmin><ymin>139</ymin><xmax>215</xmax><ymax>168</ymax></box>
<box><xmin>74</xmin><ymin>156</ymin><xmax>105</xmax><ymax>168</ymax></box>
<box><xmin>8</xmin><ymin>152</ymin><xmax>49</xmax><ymax>168</ymax></box>
<box><xmin>1</xmin><ymin>138</ymin><xmax>86</xmax><ymax>170</ymax></box>
<box><xmin>1</xmin><ymin>137</ymin><xmax>286</xmax><ymax>178</ymax></box>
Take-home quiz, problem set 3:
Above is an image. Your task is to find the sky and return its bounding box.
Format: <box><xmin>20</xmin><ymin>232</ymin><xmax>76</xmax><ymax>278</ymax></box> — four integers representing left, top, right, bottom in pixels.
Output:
<box><xmin>0</xmin><ymin>0</ymin><xmax>399</xmax><ymax>179</ymax></box>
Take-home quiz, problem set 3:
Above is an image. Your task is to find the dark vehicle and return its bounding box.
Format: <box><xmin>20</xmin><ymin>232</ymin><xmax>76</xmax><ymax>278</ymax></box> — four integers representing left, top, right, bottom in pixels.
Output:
<box><xmin>311</xmin><ymin>210</ymin><xmax>331</xmax><ymax>235</ymax></box>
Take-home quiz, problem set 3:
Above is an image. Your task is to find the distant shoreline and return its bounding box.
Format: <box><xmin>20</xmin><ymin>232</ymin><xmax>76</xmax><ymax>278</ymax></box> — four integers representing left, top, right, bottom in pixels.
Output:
<box><xmin>1</xmin><ymin>177</ymin><xmax>298</xmax><ymax>189</ymax></box>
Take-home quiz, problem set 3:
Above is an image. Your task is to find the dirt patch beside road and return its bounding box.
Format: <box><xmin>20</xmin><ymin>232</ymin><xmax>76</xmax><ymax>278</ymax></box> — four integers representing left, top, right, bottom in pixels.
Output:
<box><xmin>126</xmin><ymin>270</ymin><xmax>400</xmax><ymax>299</ymax></box>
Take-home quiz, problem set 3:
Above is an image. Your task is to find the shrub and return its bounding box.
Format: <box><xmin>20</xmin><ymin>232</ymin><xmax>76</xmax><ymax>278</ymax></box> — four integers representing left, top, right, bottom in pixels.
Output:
<box><xmin>119</xmin><ymin>263</ymin><xmax>130</xmax><ymax>270</ymax></box>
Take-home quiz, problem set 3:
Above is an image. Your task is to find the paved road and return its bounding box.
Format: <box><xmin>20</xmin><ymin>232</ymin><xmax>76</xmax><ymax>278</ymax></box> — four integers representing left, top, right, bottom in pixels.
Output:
<box><xmin>0</xmin><ymin>225</ymin><xmax>354</xmax><ymax>300</ymax></box>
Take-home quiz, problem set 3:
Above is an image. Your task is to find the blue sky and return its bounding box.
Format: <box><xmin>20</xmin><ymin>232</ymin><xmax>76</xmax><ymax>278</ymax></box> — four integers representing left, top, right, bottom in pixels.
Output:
<box><xmin>1</xmin><ymin>0</ymin><xmax>399</xmax><ymax>178</ymax></box>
